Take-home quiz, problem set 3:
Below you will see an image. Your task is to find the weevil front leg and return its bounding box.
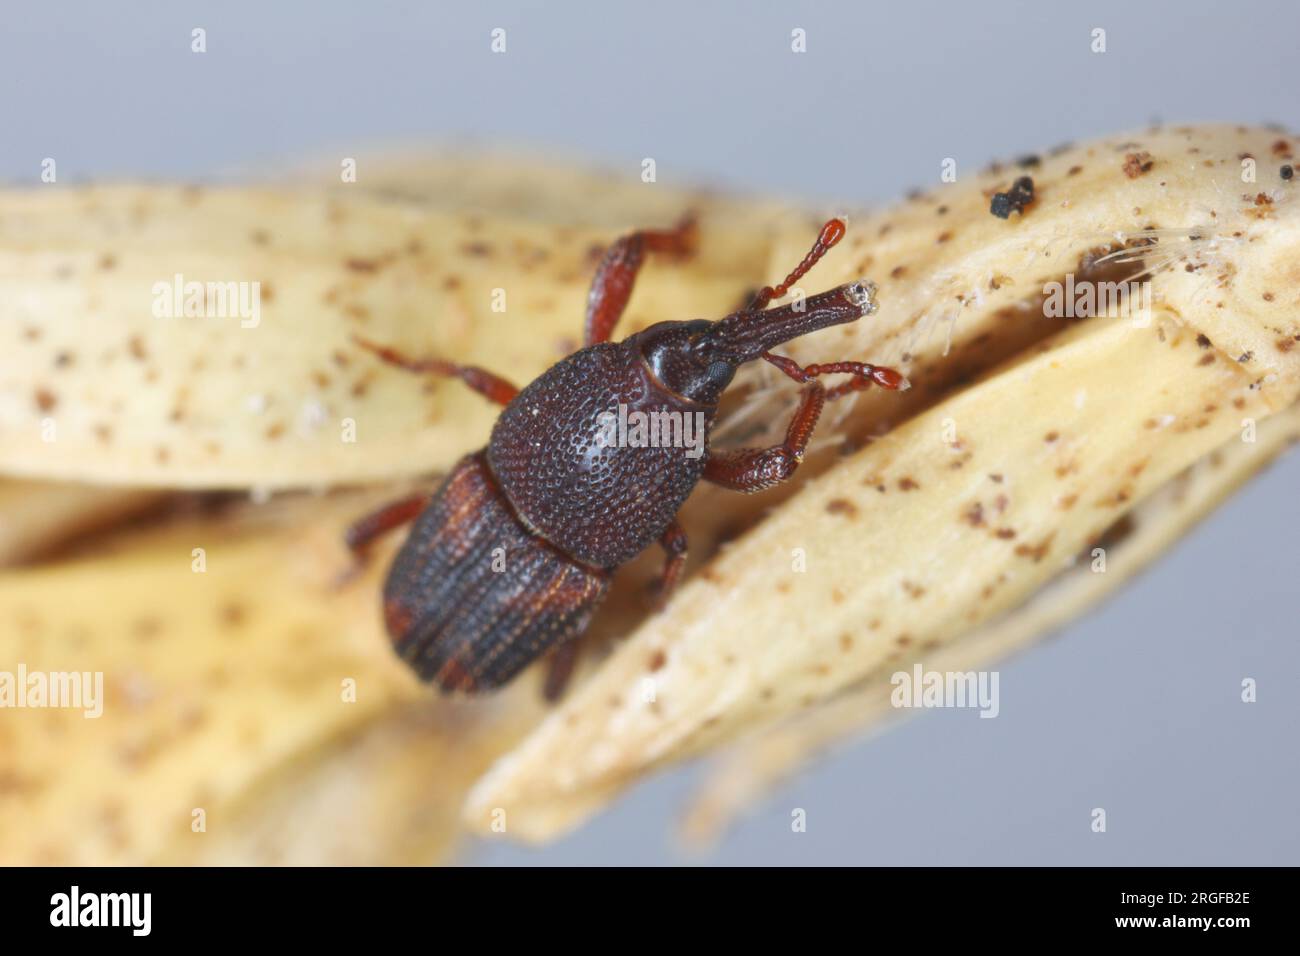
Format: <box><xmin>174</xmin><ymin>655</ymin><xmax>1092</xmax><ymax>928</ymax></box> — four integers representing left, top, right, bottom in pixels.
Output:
<box><xmin>337</xmin><ymin>492</ymin><xmax>430</xmax><ymax>586</ymax></box>
<box><xmin>352</xmin><ymin>336</ymin><xmax>519</xmax><ymax>406</ymax></box>
<box><xmin>704</xmin><ymin>352</ymin><xmax>907</xmax><ymax>493</ymax></box>
<box><xmin>703</xmin><ymin>383</ymin><xmax>828</xmax><ymax>493</ymax></box>
<box><xmin>584</xmin><ymin>216</ymin><xmax>698</xmax><ymax>346</ymax></box>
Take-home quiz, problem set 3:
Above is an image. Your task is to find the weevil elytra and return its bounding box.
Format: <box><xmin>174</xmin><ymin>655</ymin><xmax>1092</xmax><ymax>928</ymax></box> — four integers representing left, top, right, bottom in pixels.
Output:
<box><xmin>345</xmin><ymin>217</ymin><xmax>906</xmax><ymax>697</ymax></box>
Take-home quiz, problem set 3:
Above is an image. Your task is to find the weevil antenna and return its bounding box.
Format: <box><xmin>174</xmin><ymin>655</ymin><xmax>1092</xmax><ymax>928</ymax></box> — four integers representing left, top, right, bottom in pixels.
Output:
<box><xmin>746</xmin><ymin>218</ymin><xmax>848</xmax><ymax>311</ymax></box>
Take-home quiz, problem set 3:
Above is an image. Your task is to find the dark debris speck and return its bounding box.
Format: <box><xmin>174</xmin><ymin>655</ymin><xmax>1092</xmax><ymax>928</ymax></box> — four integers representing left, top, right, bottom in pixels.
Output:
<box><xmin>1122</xmin><ymin>151</ymin><xmax>1155</xmax><ymax>178</ymax></box>
<box><xmin>989</xmin><ymin>176</ymin><xmax>1035</xmax><ymax>219</ymax></box>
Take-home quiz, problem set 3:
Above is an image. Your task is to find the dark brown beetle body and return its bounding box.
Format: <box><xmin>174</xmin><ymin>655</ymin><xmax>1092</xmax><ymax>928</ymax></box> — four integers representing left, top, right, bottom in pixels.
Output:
<box><xmin>347</xmin><ymin>218</ymin><xmax>906</xmax><ymax>696</ymax></box>
<box><xmin>489</xmin><ymin>339</ymin><xmax>713</xmax><ymax>568</ymax></box>
<box><xmin>381</xmin><ymin>452</ymin><xmax>610</xmax><ymax>689</ymax></box>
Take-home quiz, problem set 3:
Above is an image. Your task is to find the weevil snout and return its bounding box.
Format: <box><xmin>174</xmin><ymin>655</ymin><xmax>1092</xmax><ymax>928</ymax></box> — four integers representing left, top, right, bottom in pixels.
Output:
<box><xmin>709</xmin><ymin>279</ymin><xmax>881</xmax><ymax>366</ymax></box>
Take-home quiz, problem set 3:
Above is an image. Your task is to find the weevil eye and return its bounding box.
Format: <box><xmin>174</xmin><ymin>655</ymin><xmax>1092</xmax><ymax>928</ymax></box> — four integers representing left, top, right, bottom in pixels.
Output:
<box><xmin>631</xmin><ymin>319</ymin><xmax>731</xmax><ymax>404</ymax></box>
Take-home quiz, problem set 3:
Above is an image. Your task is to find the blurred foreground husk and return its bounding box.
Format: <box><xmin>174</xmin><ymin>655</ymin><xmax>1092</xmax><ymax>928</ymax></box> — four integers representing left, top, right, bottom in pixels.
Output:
<box><xmin>0</xmin><ymin>126</ymin><xmax>1295</xmax><ymax>860</ymax></box>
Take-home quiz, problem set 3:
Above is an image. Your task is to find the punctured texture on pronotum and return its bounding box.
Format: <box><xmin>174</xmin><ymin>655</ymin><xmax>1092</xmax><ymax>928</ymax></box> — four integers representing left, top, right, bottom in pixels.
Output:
<box><xmin>464</xmin><ymin>125</ymin><xmax>1300</xmax><ymax>843</ymax></box>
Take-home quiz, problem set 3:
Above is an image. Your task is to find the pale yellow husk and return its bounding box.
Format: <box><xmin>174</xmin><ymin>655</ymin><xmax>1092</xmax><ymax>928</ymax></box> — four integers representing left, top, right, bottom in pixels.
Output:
<box><xmin>0</xmin><ymin>480</ymin><xmax>162</xmax><ymax>566</ymax></box>
<box><xmin>0</xmin><ymin>187</ymin><xmax>771</xmax><ymax>489</ymax></box>
<box><xmin>0</xmin><ymin>488</ymin><xmax>552</xmax><ymax>864</ymax></box>
<box><xmin>679</xmin><ymin>401</ymin><xmax>1300</xmax><ymax>847</ymax></box>
<box><xmin>0</xmin><ymin>125</ymin><xmax>1294</xmax><ymax>858</ymax></box>
<box><xmin>463</xmin><ymin>125</ymin><xmax>1300</xmax><ymax>843</ymax></box>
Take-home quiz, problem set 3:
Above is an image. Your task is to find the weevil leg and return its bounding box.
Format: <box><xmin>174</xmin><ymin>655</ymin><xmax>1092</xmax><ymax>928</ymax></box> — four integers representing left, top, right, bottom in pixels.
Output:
<box><xmin>352</xmin><ymin>336</ymin><xmax>519</xmax><ymax>406</ymax></box>
<box><xmin>584</xmin><ymin>215</ymin><xmax>698</xmax><ymax>346</ymax></box>
<box><xmin>542</xmin><ymin>639</ymin><xmax>582</xmax><ymax>702</ymax></box>
<box><xmin>703</xmin><ymin>349</ymin><xmax>907</xmax><ymax>494</ymax></box>
<box><xmin>650</xmin><ymin>519</ymin><xmax>689</xmax><ymax>609</ymax></box>
<box><xmin>337</xmin><ymin>492</ymin><xmax>430</xmax><ymax>586</ymax></box>
<box><xmin>702</xmin><ymin>383</ymin><xmax>828</xmax><ymax>493</ymax></box>
<box><xmin>762</xmin><ymin>351</ymin><xmax>909</xmax><ymax>398</ymax></box>
<box><xmin>746</xmin><ymin>218</ymin><xmax>847</xmax><ymax>312</ymax></box>
<box><xmin>543</xmin><ymin>519</ymin><xmax>687</xmax><ymax>702</ymax></box>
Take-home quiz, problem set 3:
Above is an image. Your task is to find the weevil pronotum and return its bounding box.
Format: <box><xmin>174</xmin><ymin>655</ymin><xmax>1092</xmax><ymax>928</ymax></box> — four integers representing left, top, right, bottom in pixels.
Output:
<box><xmin>345</xmin><ymin>217</ymin><xmax>907</xmax><ymax>697</ymax></box>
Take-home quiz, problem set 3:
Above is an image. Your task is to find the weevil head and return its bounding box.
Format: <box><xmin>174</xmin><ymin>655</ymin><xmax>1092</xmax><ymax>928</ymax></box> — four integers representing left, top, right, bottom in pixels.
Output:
<box><xmin>706</xmin><ymin>279</ymin><xmax>878</xmax><ymax>365</ymax></box>
<box><xmin>628</xmin><ymin>280</ymin><xmax>878</xmax><ymax>406</ymax></box>
<box><xmin>629</xmin><ymin>319</ymin><xmax>737</xmax><ymax>406</ymax></box>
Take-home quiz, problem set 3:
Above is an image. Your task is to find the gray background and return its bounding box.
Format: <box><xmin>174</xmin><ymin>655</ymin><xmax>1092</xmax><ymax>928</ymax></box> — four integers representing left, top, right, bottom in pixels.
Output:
<box><xmin>4</xmin><ymin>0</ymin><xmax>1295</xmax><ymax>865</ymax></box>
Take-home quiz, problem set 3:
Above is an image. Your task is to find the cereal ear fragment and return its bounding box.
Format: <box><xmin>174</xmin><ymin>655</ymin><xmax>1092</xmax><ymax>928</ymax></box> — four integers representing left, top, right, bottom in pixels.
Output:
<box><xmin>287</xmin><ymin>146</ymin><xmax>799</xmax><ymax>264</ymax></box>
<box><xmin>0</xmin><ymin>480</ymin><xmax>162</xmax><ymax>566</ymax></box>
<box><xmin>168</xmin><ymin>699</ymin><xmax>543</xmax><ymax>866</ymax></box>
<box><xmin>465</xmin><ymin>308</ymin><xmax>1290</xmax><ymax>842</ymax></box>
<box><xmin>0</xmin><ymin>489</ymin><xmax>545</xmax><ymax>864</ymax></box>
<box><xmin>464</xmin><ymin>124</ymin><xmax>1300</xmax><ymax>844</ymax></box>
<box><xmin>678</xmin><ymin>401</ymin><xmax>1300</xmax><ymax>847</ymax></box>
<box><xmin>753</xmin><ymin>125</ymin><xmax>1300</xmax><ymax>435</ymax></box>
<box><xmin>0</xmin><ymin>186</ymin><xmax>766</xmax><ymax>489</ymax></box>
